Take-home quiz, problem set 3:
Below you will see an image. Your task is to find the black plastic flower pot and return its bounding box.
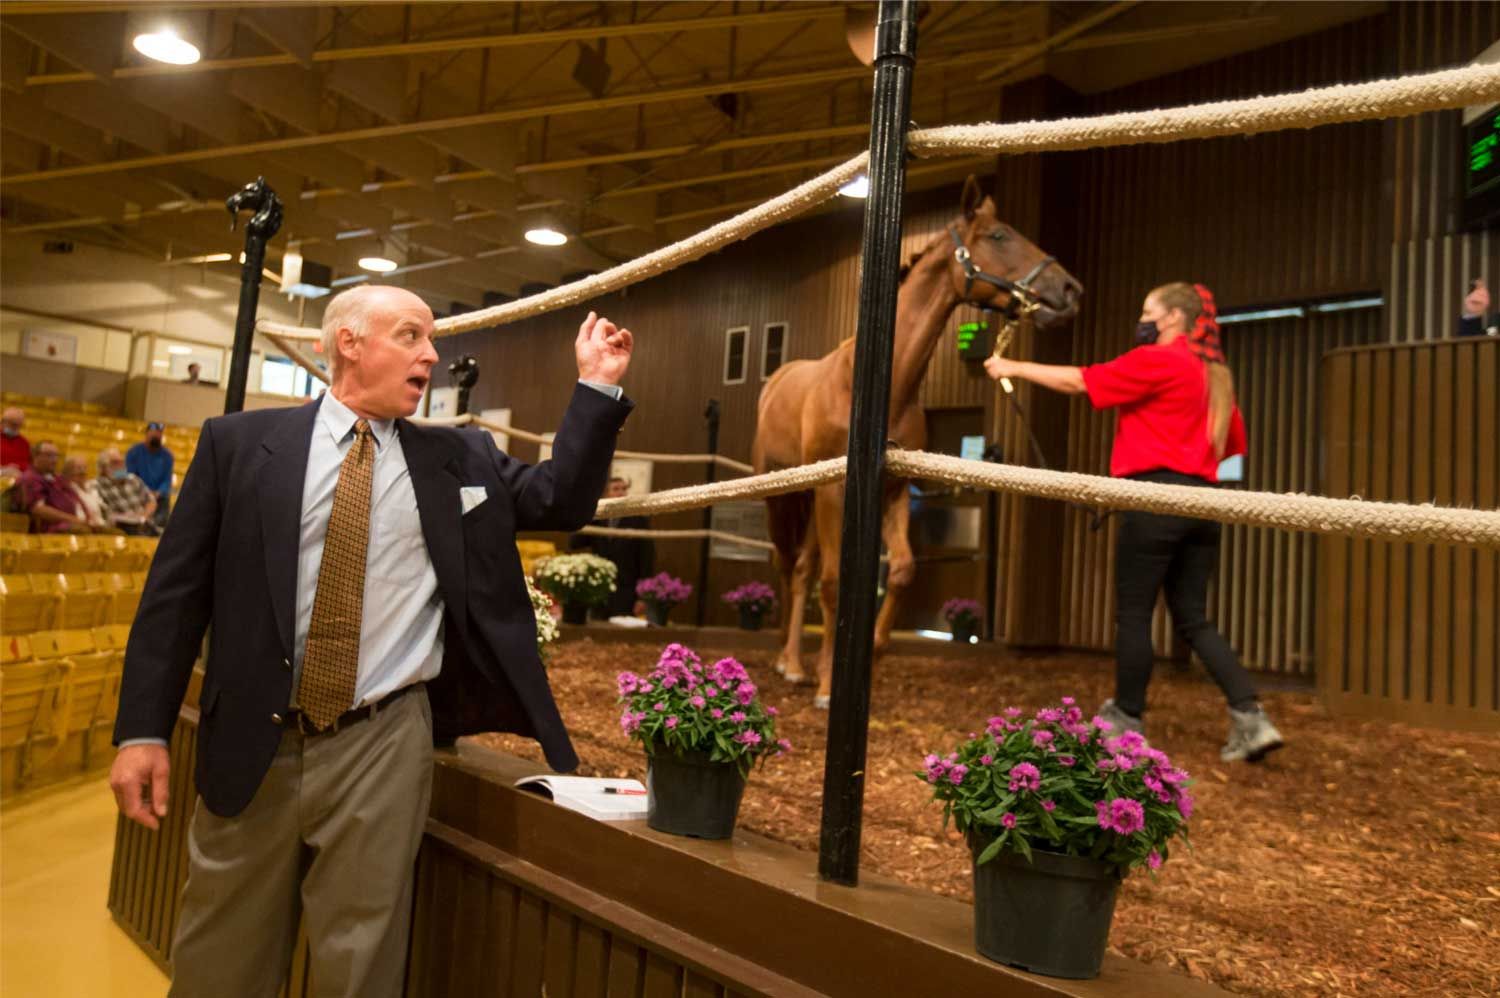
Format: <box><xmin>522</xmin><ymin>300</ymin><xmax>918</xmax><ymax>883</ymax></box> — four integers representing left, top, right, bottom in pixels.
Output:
<box><xmin>645</xmin><ymin>748</ymin><xmax>747</xmax><ymax>840</ymax></box>
<box><xmin>970</xmin><ymin>840</ymin><xmax>1122</xmax><ymax>979</ymax></box>
<box><xmin>737</xmin><ymin>605</ymin><xmax>765</xmax><ymax>631</ymax></box>
<box><xmin>561</xmin><ymin>601</ymin><xmax>589</xmax><ymax>626</ymax></box>
<box><xmin>645</xmin><ymin>602</ymin><xmax>671</xmax><ymax>626</ymax></box>
<box><xmin>952</xmin><ymin>622</ymin><xmax>977</xmax><ymax>643</ymax></box>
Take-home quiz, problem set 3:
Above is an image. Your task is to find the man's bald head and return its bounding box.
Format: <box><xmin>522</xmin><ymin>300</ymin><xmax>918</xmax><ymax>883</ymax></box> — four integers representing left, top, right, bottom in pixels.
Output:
<box><xmin>319</xmin><ymin>284</ymin><xmax>439</xmax><ymax>419</ymax></box>
<box><xmin>320</xmin><ymin>284</ymin><xmax>432</xmax><ymax>375</ymax></box>
<box><xmin>2</xmin><ymin>407</ymin><xmax>24</xmax><ymax>432</ymax></box>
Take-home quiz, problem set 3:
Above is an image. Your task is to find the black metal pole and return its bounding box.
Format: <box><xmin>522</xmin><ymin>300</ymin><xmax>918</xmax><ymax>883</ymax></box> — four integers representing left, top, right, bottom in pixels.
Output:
<box><xmin>223</xmin><ymin>177</ymin><xmax>283</xmax><ymax>415</ymax></box>
<box><xmin>817</xmin><ymin>0</ymin><xmax>917</xmax><ymax>887</ymax></box>
<box><xmin>696</xmin><ymin>398</ymin><xmax>721</xmax><ymax>627</ymax></box>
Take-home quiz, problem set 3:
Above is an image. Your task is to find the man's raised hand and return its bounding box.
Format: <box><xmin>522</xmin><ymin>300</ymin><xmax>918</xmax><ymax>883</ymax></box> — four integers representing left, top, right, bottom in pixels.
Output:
<box><xmin>575</xmin><ymin>311</ymin><xmax>634</xmax><ymax>386</ymax></box>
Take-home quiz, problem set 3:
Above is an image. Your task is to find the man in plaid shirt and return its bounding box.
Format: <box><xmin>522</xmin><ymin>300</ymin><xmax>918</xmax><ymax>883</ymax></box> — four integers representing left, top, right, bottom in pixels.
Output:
<box><xmin>94</xmin><ymin>447</ymin><xmax>159</xmax><ymax>536</ymax></box>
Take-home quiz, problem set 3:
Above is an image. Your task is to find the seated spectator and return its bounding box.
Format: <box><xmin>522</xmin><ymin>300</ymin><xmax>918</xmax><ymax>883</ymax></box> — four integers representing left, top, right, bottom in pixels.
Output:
<box><xmin>126</xmin><ymin>421</ymin><xmax>174</xmax><ymax>527</ymax></box>
<box><xmin>1458</xmin><ymin>279</ymin><xmax>1498</xmax><ymax>337</ymax></box>
<box><xmin>1</xmin><ymin>407</ymin><xmax>31</xmax><ymax>475</ymax></box>
<box><xmin>183</xmin><ymin>361</ymin><xmax>203</xmax><ymax>384</ymax></box>
<box><xmin>11</xmin><ymin>440</ymin><xmax>94</xmax><ymax>533</ymax></box>
<box><xmin>94</xmin><ymin>447</ymin><xmax>160</xmax><ymax>536</ymax></box>
<box><xmin>63</xmin><ymin>454</ymin><xmax>113</xmax><ymax>531</ymax></box>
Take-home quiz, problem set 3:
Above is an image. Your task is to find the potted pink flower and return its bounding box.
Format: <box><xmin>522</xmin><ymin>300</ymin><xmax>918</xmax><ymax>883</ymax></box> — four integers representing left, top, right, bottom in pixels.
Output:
<box><xmin>635</xmin><ymin>572</ymin><xmax>692</xmax><ymax>626</ymax></box>
<box><xmin>918</xmin><ymin>698</ymin><xmax>1193</xmax><ymax>979</ymax></box>
<box><xmin>617</xmin><ymin>643</ymin><xmax>789</xmax><ymax>838</ymax></box>
<box><xmin>721</xmin><ymin>581</ymin><xmax>777</xmax><ymax>631</ymax></box>
<box><xmin>941</xmin><ymin>597</ymin><xmax>983</xmax><ymax>643</ymax></box>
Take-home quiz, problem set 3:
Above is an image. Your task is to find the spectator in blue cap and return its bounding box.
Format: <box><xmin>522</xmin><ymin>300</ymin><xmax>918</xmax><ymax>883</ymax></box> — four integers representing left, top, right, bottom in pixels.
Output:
<box><xmin>126</xmin><ymin>421</ymin><xmax>174</xmax><ymax>527</ymax></box>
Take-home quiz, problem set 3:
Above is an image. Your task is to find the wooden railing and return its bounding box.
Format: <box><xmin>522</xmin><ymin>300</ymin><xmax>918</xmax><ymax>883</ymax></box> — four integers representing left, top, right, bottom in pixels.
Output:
<box><xmin>111</xmin><ymin>704</ymin><xmax>1226</xmax><ymax>997</ymax></box>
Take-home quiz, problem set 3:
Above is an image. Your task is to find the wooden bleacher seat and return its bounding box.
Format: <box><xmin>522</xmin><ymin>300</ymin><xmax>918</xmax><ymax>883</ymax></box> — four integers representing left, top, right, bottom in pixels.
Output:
<box><xmin>0</xmin><ymin>512</ymin><xmax>26</xmax><ymax>534</ymax></box>
<box><xmin>3</xmin><ymin>535</ymin><xmax>67</xmax><ymax>574</ymax></box>
<box><xmin>31</xmin><ymin>629</ymin><xmax>123</xmax><ymax>770</ymax></box>
<box><xmin>517</xmin><ymin>540</ymin><xmax>558</xmax><ymax>577</ymax></box>
<box><xmin>1</xmin><ymin>574</ymin><xmax>35</xmax><ymax>594</ymax></box>
<box><xmin>111</xmin><ymin>587</ymin><xmax>143</xmax><ymax>626</ymax></box>
<box><xmin>27</xmin><ymin>574</ymin><xmax>111</xmax><ymax>629</ymax></box>
<box><xmin>2</xmin><ymin>633</ymin><xmax>33</xmax><ymax>665</ymax></box>
<box><xmin>0</xmin><ymin>590</ymin><xmax>59</xmax><ymax>633</ymax></box>
<box><xmin>0</xmin><ymin>660</ymin><xmax>72</xmax><ymax>792</ymax></box>
<box><xmin>91</xmin><ymin>624</ymin><xmax>131</xmax><ymax>652</ymax></box>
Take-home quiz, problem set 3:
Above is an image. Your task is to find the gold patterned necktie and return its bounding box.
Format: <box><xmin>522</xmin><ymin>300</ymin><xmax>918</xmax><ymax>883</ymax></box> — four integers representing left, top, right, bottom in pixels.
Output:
<box><xmin>296</xmin><ymin>419</ymin><xmax>374</xmax><ymax>730</ymax></box>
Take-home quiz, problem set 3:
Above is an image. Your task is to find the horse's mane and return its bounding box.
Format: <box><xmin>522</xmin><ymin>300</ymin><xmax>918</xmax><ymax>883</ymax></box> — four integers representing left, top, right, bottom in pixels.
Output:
<box><xmin>898</xmin><ymin>228</ymin><xmax>953</xmax><ymax>286</ymax></box>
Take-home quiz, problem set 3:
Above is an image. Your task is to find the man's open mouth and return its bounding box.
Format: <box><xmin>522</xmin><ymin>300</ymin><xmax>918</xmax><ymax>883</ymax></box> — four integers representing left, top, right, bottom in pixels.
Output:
<box><xmin>407</xmin><ymin>376</ymin><xmax>429</xmax><ymax>392</ymax></box>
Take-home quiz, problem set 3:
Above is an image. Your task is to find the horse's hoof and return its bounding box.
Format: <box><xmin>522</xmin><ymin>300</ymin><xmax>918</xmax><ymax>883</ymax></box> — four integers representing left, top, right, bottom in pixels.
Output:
<box><xmin>813</xmin><ymin>695</ymin><xmax>831</xmax><ymax>710</ymax></box>
<box><xmin>783</xmin><ymin>672</ymin><xmax>809</xmax><ymax>686</ymax></box>
<box><xmin>774</xmin><ymin>661</ymin><xmax>787</xmax><ymax>676</ymax></box>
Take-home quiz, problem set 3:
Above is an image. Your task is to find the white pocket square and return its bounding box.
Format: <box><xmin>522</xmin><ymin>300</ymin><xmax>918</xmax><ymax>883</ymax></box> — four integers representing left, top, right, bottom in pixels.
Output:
<box><xmin>460</xmin><ymin>485</ymin><xmax>488</xmax><ymax>514</ymax></box>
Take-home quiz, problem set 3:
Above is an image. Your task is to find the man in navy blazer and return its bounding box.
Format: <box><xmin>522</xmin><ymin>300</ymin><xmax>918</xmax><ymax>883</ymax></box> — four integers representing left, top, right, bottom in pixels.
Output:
<box><xmin>109</xmin><ymin>285</ymin><xmax>634</xmax><ymax>997</ymax></box>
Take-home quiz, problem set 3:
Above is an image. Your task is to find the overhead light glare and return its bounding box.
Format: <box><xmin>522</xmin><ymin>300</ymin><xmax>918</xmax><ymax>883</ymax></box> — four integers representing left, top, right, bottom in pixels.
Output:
<box><xmin>166</xmin><ymin>345</ymin><xmax>193</xmax><ymax>355</ymax></box>
<box><xmin>524</xmin><ymin>227</ymin><xmax>568</xmax><ymax>246</ymax></box>
<box><xmin>132</xmin><ymin>29</ymin><xmax>200</xmax><ymax>66</ymax></box>
<box><xmin>838</xmin><ymin>175</ymin><xmax>870</xmax><ymax>198</ymax></box>
<box><xmin>358</xmin><ymin>256</ymin><xmax>399</xmax><ymax>273</ymax></box>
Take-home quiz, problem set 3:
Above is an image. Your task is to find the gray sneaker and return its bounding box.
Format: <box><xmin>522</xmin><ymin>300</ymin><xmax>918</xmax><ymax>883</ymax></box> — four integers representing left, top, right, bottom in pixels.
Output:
<box><xmin>1221</xmin><ymin>705</ymin><xmax>1284</xmax><ymax>763</ymax></box>
<box><xmin>1097</xmin><ymin>699</ymin><xmax>1145</xmax><ymax>736</ymax></box>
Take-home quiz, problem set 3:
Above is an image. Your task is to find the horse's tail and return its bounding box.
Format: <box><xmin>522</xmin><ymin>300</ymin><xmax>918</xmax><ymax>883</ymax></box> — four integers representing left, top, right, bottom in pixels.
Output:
<box><xmin>765</xmin><ymin>490</ymin><xmax>814</xmax><ymax>570</ymax></box>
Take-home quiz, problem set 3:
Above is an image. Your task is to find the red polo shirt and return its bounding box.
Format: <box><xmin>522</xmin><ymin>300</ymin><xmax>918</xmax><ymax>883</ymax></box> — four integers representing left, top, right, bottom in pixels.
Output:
<box><xmin>0</xmin><ymin>432</ymin><xmax>30</xmax><ymax>472</ymax></box>
<box><xmin>1081</xmin><ymin>337</ymin><xmax>1246</xmax><ymax>481</ymax></box>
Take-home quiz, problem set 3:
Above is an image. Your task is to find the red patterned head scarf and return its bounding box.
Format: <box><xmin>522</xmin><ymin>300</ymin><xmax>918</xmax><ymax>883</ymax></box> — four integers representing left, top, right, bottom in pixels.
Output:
<box><xmin>1188</xmin><ymin>283</ymin><xmax>1225</xmax><ymax>364</ymax></box>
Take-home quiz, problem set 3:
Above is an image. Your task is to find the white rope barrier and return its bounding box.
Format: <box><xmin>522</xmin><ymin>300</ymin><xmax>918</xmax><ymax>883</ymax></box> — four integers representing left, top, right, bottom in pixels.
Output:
<box><xmin>595</xmin><ymin>449</ymin><xmax>1500</xmax><ymax>550</ymax></box>
<box><xmin>910</xmin><ymin>62</ymin><xmax>1500</xmax><ymax>157</ymax></box>
<box><xmin>415</xmin><ymin>413</ymin><xmax>756</xmax><ymax>475</ymax></box>
<box><xmin>254</xmin><ymin>62</ymin><xmax>1500</xmax><ymax>346</ymax></box>
<box><xmin>577</xmin><ymin>524</ymin><xmax>775</xmax><ymax>552</ymax></box>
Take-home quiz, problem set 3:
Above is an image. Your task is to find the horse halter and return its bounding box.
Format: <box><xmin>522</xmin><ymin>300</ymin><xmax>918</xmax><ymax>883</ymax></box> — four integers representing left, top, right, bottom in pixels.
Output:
<box><xmin>947</xmin><ymin>224</ymin><xmax>1054</xmax><ymax>319</ymax></box>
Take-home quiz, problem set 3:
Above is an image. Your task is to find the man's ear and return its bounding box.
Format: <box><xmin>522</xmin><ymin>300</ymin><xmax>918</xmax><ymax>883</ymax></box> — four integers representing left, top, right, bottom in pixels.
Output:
<box><xmin>336</xmin><ymin>326</ymin><xmax>362</xmax><ymax>368</ymax></box>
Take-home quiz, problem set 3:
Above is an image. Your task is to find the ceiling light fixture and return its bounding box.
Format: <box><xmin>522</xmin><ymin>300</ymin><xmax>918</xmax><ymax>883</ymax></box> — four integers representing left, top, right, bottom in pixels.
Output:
<box><xmin>524</xmin><ymin>226</ymin><xmax>569</xmax><ymax>247</ymax></box>
<box><xmin>132</xmin><ymin>28</ymin><xmax>201</xmax><ymax>66</ymax></box>
<box><xmin>166</xmin><ymin>345</ymin><xmax>193</xmax><ymax>355</ymax></box>
<box><xmin>358</xmin><ymin>256</ymin><xmax>399</xmax><ymax>273</ymax></box>
<box><xmin>838</xmin><ymin>175</ymin><xmax>870</xmax><ymax>199</ymax></box>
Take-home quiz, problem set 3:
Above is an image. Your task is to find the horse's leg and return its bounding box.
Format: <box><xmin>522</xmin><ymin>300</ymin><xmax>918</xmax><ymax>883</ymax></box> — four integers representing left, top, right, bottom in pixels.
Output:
<box><xmin>779</xmin><ymin>527</ymin><xmax>818</xmax><ymax>684</ymax></box>
<box><xmin>873</xmin><ymin>485</ymin><xmax>913</xmax><ymax>657</ymax></box>
<box><xmin>812</xmin><ymin>484</ymin><xmax>844</xmax><ymax>709</ymax></box>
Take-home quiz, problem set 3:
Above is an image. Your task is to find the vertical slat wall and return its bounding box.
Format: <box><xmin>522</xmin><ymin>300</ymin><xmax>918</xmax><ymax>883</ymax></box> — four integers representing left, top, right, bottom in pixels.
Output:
<box><xmin>1387</xmin><ymin>1</ymin><xmax>1500</xmax><ymax>344</ymax></box>
<box><xmin>1058</xmin><ymin>16</ymin><xmax>1392</xmax><ymax>673</ymax></box>
<box><xmin>1318</xmin><ymin>338</ymin><xmax>1499</xmax><ymax>731</ymax></box>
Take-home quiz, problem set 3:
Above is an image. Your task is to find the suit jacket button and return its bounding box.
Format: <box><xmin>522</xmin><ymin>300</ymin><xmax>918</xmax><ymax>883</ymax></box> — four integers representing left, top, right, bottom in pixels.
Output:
<box><xmin>282</xmin><ymin>658</ymin><xmax>291</xmax><ymax>669</ymax></box>
<box><xmin>271</xmin><ymin>712</ymin><xmax>284</xmax><ymax>725</ymax></box>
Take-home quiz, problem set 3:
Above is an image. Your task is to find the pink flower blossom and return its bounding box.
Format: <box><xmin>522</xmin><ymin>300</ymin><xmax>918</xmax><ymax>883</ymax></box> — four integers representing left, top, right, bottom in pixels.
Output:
<box><xmin>730</xmin><ymin>710</ymin><xmax>747</xmax><ymax>724</ymax></box>
<box><xmin>710</xmin><ymin>708</ymin><xmax>724</xmax><ymax>719</ymax></box>
<box><xmin>1147</xmin><ymin>850</ymin><xmax>1163</xmax><ymax>871</ymax></box>
<box><xmin>1041</xmin><ymin>799</ymin><xmax>1056</xmax><ymax>812</ymax></box>
<box><xmin>980</xmin><ymin>754</ymin><xmax>994</xmax><ymax>766</ymax></box>
<box><xmin>734</xmin><ymin>730</ymin><xmax>762</xmax><ymax>746</ymax></box>
<box><xmin>664</xmin><ymin>716</ymin><xmax>679</xmax><ymax>729</ymax></box>
<box><xmin>689</xmin><ymin>695</ymin><xmax>706</xmax><ymax>708</ymax></box>
<box><xmin>1001</xmin><ymin>812</ymin><xmax>1017</xmax><ymax>829</ymax></box>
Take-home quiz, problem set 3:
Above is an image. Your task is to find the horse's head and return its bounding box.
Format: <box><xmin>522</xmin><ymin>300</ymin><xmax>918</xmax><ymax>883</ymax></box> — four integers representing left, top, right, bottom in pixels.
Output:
<box><xmin>947</xmin><ymin>176</ymin><xmax>1081</xmax><ymax>330</ymax></box>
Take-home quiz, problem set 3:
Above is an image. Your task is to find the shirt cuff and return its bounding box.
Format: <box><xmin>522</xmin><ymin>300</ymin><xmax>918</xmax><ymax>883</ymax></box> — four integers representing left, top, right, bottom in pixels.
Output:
<box><xmin>118</xmin><ymin>737</ymin><xmax>169</xmax><ymax>749</ymax></box>
<box><xmin>579</xmin><ymin>379</ymin><xmax>624</xmax><ymax>401</ymax></box>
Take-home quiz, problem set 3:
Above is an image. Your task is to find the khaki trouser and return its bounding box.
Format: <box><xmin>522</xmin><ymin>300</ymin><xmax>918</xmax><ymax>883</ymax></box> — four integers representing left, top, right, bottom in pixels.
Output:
<box><xmin>169</xmin><ymin>687</ymin><xmax>433</xmax><ymax>998</ymax></box>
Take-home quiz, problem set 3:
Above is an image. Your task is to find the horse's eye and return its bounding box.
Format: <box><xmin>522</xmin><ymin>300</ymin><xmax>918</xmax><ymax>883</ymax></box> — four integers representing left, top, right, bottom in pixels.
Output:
<box><xmin>989</xmin><ymin>231</ymin><xmax>1007</xmax><ymax>243</ymax></box>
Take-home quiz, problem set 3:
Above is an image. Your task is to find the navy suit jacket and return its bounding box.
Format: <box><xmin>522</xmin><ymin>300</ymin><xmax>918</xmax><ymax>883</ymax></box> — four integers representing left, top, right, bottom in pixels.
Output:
<box><xmin>114</xmin><ymin>384</ymin><xmax>631</xmax><ymax>817</ymax></box>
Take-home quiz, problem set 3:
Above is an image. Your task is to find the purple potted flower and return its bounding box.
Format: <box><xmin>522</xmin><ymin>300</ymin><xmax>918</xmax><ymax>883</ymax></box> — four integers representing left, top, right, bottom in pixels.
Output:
<box><xmin>721</xmin><ymin>581</ymin><xmax>777</xmax><ymax>631</ymax></box>
<box><xmin>941</xmin><ymin>598</ymin><xmax>983</xmax><ymax>643</ymax></box>
<box><xmin>635</xmin><ymin>572</ymin><xmax>692</xmax><ymax>626</ymax></box>
<box><xmin>617</xmin><ymin>643</ymin><xmax>789</xmax><ymax>838</ymax></box>
<box><xmin>918</xmin><ymin>698</ymin><xmax>1193</xmax><ymax>979</ymax></box>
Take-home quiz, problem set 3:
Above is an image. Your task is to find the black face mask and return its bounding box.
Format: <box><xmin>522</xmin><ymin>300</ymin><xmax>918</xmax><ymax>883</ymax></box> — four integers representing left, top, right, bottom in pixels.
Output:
<box><xmin>1135</xmin><ymin>321</ymin><xmax>1160</xmax><ymax>345</ymax></box>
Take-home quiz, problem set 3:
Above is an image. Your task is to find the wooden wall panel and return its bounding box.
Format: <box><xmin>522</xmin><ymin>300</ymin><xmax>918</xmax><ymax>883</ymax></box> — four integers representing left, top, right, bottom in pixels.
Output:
<box><xmin>1387</xmin><ymin>1</ymin><xmax>1500</xmax><ymax>343</ymax></box>
<box><xmin>1317</xmin><ymin>338</ymin><xmax>1500</xmax><ymax>731</ymax></box>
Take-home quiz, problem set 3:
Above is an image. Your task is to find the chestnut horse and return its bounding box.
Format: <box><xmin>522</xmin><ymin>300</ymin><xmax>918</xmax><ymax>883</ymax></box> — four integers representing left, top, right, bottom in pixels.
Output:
<box><xmin>751</xmin><ymin>176</ymin><xmax>1082</xmax><ymax>706</ymax></box>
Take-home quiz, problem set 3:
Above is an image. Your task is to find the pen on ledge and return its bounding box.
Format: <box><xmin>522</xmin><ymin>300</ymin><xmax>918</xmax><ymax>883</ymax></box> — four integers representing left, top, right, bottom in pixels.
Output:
<box><xmin>602</xmin><ymin>787</ymin><xmax>647</xmax><ymax>795</ymax></box>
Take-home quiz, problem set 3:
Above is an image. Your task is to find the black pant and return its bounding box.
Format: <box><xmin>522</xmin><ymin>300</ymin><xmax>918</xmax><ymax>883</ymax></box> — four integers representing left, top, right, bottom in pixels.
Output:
<box><xmin>1113</xmin><ymin>470</ymin><xmax>1258</xmax><ymax>717</ymax></box>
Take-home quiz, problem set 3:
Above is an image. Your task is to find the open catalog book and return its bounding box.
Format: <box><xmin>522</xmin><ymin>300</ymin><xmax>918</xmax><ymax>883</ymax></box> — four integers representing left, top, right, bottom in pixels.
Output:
<box><xmin>513</xmin><ymin>775</ymin><xmax>649</xmax><ymax>822</ymax></box>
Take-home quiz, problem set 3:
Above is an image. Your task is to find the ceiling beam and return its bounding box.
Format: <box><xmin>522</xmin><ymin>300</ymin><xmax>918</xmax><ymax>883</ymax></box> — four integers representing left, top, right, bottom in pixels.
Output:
<box><xmin>19</xmin><ymin>5</ymin><xmax>849</xmax><ymax>87</ymax></box>
<box><xmin>975</xmin><ymin>0</ymin><xmax>1142</xmax><ymax>83</ymax></box>
<box><xmin>2</xmin><ymin>47</ymin><xmax>1004</xmax><ymax>186</ymax></box>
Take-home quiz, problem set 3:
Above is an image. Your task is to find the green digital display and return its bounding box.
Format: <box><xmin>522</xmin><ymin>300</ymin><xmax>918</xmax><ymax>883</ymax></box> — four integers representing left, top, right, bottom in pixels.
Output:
<box><xmin>1466</xmin><ymin>106</ymin><xmax>1500</xmax><ymax>198</ymax></box>
<box><xmin>957</xmin><ymin>320</ymin><xmax>992</xmax><ymax>360</ymax></box>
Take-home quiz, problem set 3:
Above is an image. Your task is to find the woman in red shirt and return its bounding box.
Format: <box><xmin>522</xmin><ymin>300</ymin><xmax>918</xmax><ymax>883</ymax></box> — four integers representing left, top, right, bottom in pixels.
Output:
<box><xmin>985</xmin><ymin>282</ymin><xmax>1283</xmax><ymax>763</ymax></box>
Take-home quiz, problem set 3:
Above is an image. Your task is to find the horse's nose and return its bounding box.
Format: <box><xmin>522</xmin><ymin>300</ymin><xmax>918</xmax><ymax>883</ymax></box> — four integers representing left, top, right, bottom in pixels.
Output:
<box><xmin>1062</xmin><ymin>276</ymin><xmax>1084</xmax><ymax>305</ymax></box>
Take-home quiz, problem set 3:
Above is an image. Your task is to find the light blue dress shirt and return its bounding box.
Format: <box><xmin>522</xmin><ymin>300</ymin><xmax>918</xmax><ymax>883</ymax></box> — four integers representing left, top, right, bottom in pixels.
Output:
<box><xmin>293</xmin><ymin>391</ymin><xmax>444</xmax><ymax>708</ymax></box>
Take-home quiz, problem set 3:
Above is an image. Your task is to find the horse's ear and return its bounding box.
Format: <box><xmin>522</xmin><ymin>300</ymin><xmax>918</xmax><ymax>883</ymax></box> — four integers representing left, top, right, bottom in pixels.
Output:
<box><xmin>961</xmin><ymin>175</ymin><xmax>984</xmax><ymax>221</ymax></box>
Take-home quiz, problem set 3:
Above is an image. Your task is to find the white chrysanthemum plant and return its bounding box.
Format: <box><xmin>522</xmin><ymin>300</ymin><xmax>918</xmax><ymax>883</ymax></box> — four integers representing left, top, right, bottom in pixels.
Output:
<box><xmin>533</xmin><ymin>552</ymin><xmax>618</xmax><ymax>608</ymax></box>
<box><xmin>526</xmin><ymin>575</ymin><xmax>560</xmax><ymax>661</ymax></box>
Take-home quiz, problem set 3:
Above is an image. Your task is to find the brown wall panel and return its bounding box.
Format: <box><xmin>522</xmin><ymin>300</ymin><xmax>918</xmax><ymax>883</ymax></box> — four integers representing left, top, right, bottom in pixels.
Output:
<box><xmin>1318</xmin><ymin>339</ymin><xmax>1500</xmax><ymax>731</ymax></box>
